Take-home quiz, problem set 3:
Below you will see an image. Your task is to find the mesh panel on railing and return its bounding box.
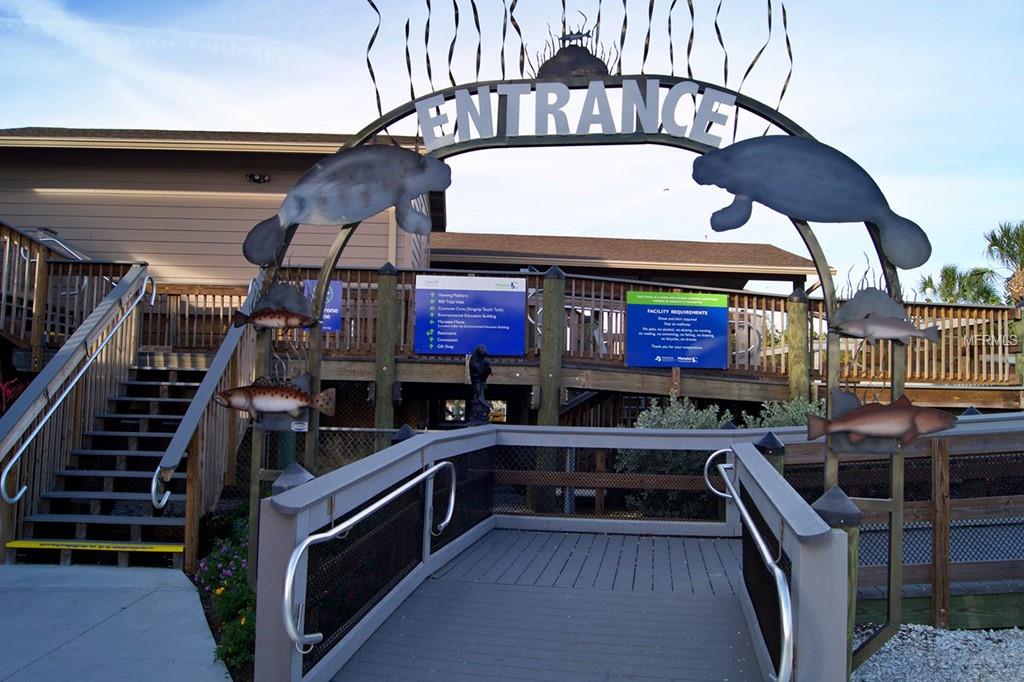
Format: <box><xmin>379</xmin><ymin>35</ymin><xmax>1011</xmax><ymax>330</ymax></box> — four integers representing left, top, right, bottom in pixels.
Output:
<box><xmin>740</xmin><ymin>483</ymin><xmax>792</xmax><ymax>674</ymax></box>
<box><xmin>492</xmin><ymin>445</ymin><xmax>724</xmax><ymax>522</ymax></box>
<box><xmin>302</xmin><ymin>483</ymin><xmax>424</xmax><ymax>674</ymax></box>
<box><xmin>431</xmin><ymin>449</ymin><xmax>495</xmax><ymax>553</ymax></box>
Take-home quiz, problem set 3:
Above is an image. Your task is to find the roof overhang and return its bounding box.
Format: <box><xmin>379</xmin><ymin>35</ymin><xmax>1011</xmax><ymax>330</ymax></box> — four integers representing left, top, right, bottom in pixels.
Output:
<box><xmin>430</xmin><ymin>251</ymin><xmax>827</xmax><ymax>277</ymax></box>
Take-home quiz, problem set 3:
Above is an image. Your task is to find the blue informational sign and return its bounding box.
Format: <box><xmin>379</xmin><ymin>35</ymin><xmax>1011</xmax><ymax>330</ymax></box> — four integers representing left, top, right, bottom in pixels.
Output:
<box><xmin>414</xmin><ymin>275</ymin><xmax>526</xmax><ymax>356</ymax></box>
<box><xmin>626</xmin><ymin>291</ymin><xmax>729</xmax><ymax>368</ymax></box>
<box><xmin>303</xmin><ymin>280</ymin><xmax>343</xmax><ymax>332</ymax></box>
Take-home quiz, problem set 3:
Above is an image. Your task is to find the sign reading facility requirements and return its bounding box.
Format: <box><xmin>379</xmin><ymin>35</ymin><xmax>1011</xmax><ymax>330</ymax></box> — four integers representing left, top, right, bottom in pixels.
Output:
<box><xmin>414</xmin><ymin>275</ymin><xmax>526</xmax><ymax>356</ymax></box>
<box><xmin>626</xmin><ymin>292</ymin><xmax>729</xmax><ymax>368</ymax></box>
<box><xmin>303</xmin><ymin>280</ymin><xmax>343</xmax><ymax>332</ymax></box>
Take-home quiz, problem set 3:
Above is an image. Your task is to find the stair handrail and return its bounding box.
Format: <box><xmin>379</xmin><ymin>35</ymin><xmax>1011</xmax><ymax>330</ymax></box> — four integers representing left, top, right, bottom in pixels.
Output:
<box><xmin>0</xmin><ymin>265</ymin><xmax>154</xmax><ymax>504</ymax></box>
<box><xmin>152</xmin><ymin>275</ymin><xmax>261</xmax><ymax>508</ymax></box>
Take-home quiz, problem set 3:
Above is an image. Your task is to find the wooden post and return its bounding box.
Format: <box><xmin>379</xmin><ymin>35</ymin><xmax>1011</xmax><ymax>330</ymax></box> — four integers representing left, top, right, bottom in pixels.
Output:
<box><xmin>812</xmin><ymin>486</ymin><xmax>862</xmax><ymax>681</ymax></box>
<box><xmin>247</xmin><ymin>328</ymin><xmax>272</xmax><ymax>587</ymax></box>
<box><xmin>29</xmin><ymin>247</ymin><xmax>49</xmax><ymax>372</ymax></box>
<box><xmin>183</xmin><ymin>434</ymin><xmax>203</xmax><ymax>573</ymax></box>
<box><xmin>931</xmin><ymin>437</ymin><xmax>951</xmax><ymax>628</ymax></box>
<box><xmin>529</xmin><ymin>267</ymin><xmax>565</xmax><ymax>512</ymax></box>
<box><xmin>1013</xmin><ymin>309</ymin><xmax>1024</xmax><ymax>387</ymax></box>
<box><xmin>785</xmin><ymin>286</ymin><xmax>810</xmax><ymax>401</ymax></box>
<box><xmin>538</xmin><ymin>266</ymin><xmax>565</xmax><ymax>426</ymax></box>
<box><xmin>374</xmin><ymin>263</ymin><xmax>399</xmax><ymax>436</ymax></box>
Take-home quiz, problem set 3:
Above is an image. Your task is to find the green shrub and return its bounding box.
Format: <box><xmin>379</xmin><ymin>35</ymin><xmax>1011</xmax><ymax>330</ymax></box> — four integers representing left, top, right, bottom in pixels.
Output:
<box><xmin>215</xmin><ymin>606</ymin><xmax>256</xmax><ymax>669</ymax></box>
<box><xmin>740</xmin><ymin>397</ymin><xmax>825</xmax><ymax>429</ymax></box>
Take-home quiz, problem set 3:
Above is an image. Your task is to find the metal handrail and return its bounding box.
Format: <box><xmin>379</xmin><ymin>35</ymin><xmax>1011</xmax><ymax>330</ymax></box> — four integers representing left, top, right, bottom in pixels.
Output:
<box><xmin>1</xmin><ymin>275</ymin><xmax>156</xmax><ymax>504</ymax></box>
<box><xmin>151</xmin><ymin>275</ymin><xmax>260</xmax><ymax>508</ymax></box>
<box><xmin>704</xmin><ymin>449</ymin><xmax>793</xmax><ymax>682</ymax></box>
<box><xmin>282</xmin><ymin>461</ymin><xmax>456</xmax><ymax>653</ymax></box>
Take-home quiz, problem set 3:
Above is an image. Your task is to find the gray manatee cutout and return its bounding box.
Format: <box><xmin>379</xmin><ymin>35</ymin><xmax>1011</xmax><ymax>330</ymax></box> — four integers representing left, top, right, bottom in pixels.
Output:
<box><xmin>254</xmin><ymin>282</ymin><xmax>313</xmax><ymax>317</ymax></box>
<box><xmin>826</xmin><ymin>389</ymin><xmax>900</xmax><ymax>455</ymax></box>
<box><xmin>832</xmin><ymin>287</ymin><xmax>907</xmax><ymax>326</ymax></box>
<box><xmin>242</xmin><ymin>145</ymin><xmax>453</xmax><ymax>266</ymax></box>
<box><xmin>692</xmin><ymin>136</ymin><xmax>931</xmax><ymax>270</ymax></box>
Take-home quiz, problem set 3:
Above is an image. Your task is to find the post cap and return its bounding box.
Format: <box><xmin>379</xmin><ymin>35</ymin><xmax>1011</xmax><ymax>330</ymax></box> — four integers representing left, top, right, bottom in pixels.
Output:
<box><xmin>544</xmin><ymin>265</ymin><xmax>565</xmax><ymax>280</ymax></box>
<box><xmin>960</xmin><ymin>406</ymin><xmax>982</xmax><ymax>416</ymax></box>
<box><xmin>788</xmin><ymin>286</ymin><xmax>809</xmax><ymax>303</ymax></box>
<box><xmin>391</xmin><ymin>423</ymin><xmax>419</xmax><ymax>444</ymax></box>
<box><xmin>720</xmin><ymin>420</ymin><xmax>738</xmax><ymax>430</ymax></box>
<box><xmin>378</xmin><ymin>262</ymin><xmax>398</xmax><ymax>275</ymax></box>
<box><xmin>811</xmin><ymin>486</ymin><xmax>862</xmax><ymax>528</ymax></box>
<box><xmin>271</xmin><ymin>462</ymin><xmax>315</xmax><ymax>495</ymax></box>
<box><xmin>755</xmin><ymin>431</ymin><xmax>786</xmax><ymax>456</ymax></box>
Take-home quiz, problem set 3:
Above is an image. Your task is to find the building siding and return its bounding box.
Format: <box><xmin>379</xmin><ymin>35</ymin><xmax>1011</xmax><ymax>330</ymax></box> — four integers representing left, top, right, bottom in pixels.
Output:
<box><xmin>0</xmin><ymin>147</ymin><xmax>417</xmax><ymax>285</ymax></box>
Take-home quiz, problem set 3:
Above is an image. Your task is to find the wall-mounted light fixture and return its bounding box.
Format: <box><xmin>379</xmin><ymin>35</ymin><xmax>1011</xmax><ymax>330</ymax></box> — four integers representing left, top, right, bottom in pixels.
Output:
<box><xmin>245</xmin><ymin>173</ymin><xmax>271</xmax><ymax>184</ymax></box>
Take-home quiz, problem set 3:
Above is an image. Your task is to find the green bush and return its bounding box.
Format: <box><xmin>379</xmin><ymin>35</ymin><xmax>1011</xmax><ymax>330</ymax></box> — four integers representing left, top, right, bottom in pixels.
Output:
<box><xmin>617</xmin><ymin>396</ymin><xmax>821</xmax><ymax>518</ymax></box>
<box><xmin>216</xmin><ymin>605</ymin><xmax>256</xmax><ymax>669</ymax></box>
<box><xmin>740</xmin><ymin>397</ymin><xmax>825</xmax><ymax>428</ymax></box>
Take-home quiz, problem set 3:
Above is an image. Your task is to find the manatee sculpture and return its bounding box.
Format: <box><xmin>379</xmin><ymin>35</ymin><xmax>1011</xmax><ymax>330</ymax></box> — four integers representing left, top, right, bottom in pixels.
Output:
<box><xmin>243</xmin><ymin>145</ymin><xmax>453</xmax><ymax>266</ymax></box>
<box><xmin>691</xmin><ymin>136</ymin><xmax>931</xmax><ymax>270</ymax></box>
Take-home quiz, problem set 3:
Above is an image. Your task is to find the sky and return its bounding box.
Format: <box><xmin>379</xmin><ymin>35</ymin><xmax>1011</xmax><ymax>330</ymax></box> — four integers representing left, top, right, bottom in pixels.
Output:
<box><xmin>0</xmin><ymin>0</ymin><xmax>1021</xmax><ymax>297</ymax></box>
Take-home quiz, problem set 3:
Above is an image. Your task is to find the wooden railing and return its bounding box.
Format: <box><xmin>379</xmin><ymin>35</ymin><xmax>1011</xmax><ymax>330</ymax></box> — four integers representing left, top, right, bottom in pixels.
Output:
<box><xmin>138</xmin><ymin>267</ymin><xmax>1017</xmax><ymax>389</ymax></box>
<box><xmin>0</xmin><ymin>265</ymin><xmax>152</xmax><ymax>553</ymax></box>
<box><xmin>811</xmin><ymin>300</ymin><xmax>1018</xmax><ymax>386</ymax></box>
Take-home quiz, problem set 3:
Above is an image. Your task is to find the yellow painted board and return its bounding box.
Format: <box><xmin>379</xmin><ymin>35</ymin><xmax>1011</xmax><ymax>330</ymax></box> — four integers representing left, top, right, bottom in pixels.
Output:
<box><xmin>7</xmin><ymin>540</ymin><xmax>184</xmax><ymax>553</ymax></box>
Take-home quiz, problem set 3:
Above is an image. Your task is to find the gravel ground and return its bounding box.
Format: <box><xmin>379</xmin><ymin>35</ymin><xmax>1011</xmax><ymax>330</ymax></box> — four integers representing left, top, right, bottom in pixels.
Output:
<box><xmin>853</xmin><ymin>624</ymin><xmax>1024</xmax><ymax>681</ymax></box>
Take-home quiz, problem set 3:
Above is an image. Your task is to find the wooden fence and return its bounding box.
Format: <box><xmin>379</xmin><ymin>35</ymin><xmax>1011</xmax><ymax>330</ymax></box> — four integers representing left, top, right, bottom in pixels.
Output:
<box><xmin>125</xmin><ymin>267</ymin><xmax>1018</xmax><ymax>389</ymax></box>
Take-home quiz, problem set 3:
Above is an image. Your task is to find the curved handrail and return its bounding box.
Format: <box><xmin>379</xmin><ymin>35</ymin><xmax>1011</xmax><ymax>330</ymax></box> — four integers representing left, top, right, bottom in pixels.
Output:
<box><xmin>151</xmin><ymin>276</ymin><xmax>260</xmax><ymax>508</ymax></box>
<box><xmin>706</xmin><ymin>454</ymin><xmax>793</xmax><ymax>682</ymax></box>
<box><xmin>1</xmin><ymin>272</ymin><xmax>155</xmax><ymax>504</ymax></box>
<box><xmin>282</xmin><ymin>461</ymin><xmax>456</xmax><ymax>653</ymax></box>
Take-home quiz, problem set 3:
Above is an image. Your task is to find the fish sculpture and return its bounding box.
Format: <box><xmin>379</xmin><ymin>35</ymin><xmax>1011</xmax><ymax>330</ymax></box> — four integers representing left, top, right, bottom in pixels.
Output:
<box><xmin>231</xmin><ymin>308</ymin><xmax>318</xmax><ymax>330</ymax></box>
<box><xmin>215</xmin><ymin>383</ymin><xmax>336</xmax><ymax>420</ymax></box>
<box><xmin>243</xmin><ymin>145</ymin><xmax>452</xmax><ymax>266</ymax></box>
<box><xmin>691</xmin><ymin>136</ymin><xmax>931</xmax><ymax>270</ymax></box>
<box><xmin>834</xmin><ymin>313</ymin><xmax>940</xmax><ymax>344</ymax></box>
<box><xmin>807</xmin><ymin>395</ymin><xmax>955</xmax><ymax>445</ymax></box>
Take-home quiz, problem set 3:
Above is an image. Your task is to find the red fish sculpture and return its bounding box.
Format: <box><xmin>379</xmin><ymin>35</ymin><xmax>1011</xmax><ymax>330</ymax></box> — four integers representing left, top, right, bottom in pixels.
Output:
<box><xmin>232</xmin><ymin>308</ymin><xmax>318</xmax><ymax>330</ymax></box>
<box><xmin>807</xmin><ymin>395</ymin><xmax>955</xmax><ymax>446</ymax></box>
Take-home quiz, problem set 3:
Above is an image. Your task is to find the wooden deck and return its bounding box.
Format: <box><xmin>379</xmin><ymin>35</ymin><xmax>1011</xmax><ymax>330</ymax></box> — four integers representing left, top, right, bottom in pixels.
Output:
<box><xmin>336</xmin><ymin>530</ymin><xmax>760</xmax><ymax>681</ymax></box>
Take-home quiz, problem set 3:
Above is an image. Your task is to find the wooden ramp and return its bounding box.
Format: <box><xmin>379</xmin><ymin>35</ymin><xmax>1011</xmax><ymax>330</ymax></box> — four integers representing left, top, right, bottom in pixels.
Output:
<box><xmin>336</xmin><ymin>530</ymin><xmax>760</xmax><ymax>681</ymax></box>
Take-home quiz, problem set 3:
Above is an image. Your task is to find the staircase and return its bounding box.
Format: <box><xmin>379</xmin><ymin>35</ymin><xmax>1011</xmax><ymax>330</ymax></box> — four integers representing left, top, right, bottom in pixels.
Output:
<box><xmin>6</xmin><ymin>363</ymin><xmax>206</xmax><ymax>568</ymax></box>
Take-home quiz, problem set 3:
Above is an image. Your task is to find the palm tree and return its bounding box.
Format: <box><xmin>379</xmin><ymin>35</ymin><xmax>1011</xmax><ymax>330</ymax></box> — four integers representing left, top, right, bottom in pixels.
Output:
<box><xmin>918</xmin><ymin>264</ymin><xmax>1001</xmax><ymax>305</ymax></box>
<box><xmin>983</xmin><ymin>220</ymin><xmax>1024</xmax><ymax>304</ymax></box>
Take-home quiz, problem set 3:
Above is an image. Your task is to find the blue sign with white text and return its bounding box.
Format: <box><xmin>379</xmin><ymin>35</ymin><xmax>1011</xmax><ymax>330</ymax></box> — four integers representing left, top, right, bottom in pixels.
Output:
<box><xmin>303</xmin><ymin>280</ymin><xmax>343</xmax><ymax>332</ymax></box>
<box><xmin>414</xmin><ymin>275</ymin><xmax>526</xmax><ymax>356</ymax></box>
<box><xmin>626</xmin><ymin>291</ymin><xmax>729</xmax><ymax>368</ymax></box>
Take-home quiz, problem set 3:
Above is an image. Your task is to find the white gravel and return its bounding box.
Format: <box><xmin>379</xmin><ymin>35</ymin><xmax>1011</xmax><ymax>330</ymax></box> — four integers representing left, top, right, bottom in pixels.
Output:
<box><xmin>853</xmin><ymin>624</ymin><xmax>1024</xmax><ymax>681</ymax></box>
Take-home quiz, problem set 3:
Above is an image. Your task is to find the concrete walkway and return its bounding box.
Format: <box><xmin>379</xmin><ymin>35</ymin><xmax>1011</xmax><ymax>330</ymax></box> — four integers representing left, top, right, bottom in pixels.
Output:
<box><xmin>0</xmin><ymin>565</ymin><xmax>229</xmax><ymax>681</ymax></box>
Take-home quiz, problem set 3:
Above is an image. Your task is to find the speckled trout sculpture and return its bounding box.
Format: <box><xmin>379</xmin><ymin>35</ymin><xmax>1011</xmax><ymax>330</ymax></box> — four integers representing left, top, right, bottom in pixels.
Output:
<box><xmin>692</xmin><ymin>136</ymin><xmax>931</xmax><ymax>270</ymax></box>
<box><xmin>215</xmin><ymin>383</ymin><xmax>336</xmax><ymax>420</ymax></box>
<box><xmin>243</xmin><ymin>145</ymin><xmax>453</xmax><ymax>266</ymax></box>
<box><xmin>834</xmin><ymin>313</ymin><xmax>940</xmax><ymax>345</ymax></box>
<box><xmin>231</xmin><ymin>308</ymin><xmax>318</xmax><ymax>330</ymax></box>
<box><xmin>807</xmin><ymin>394</ymin><xmax>955</xmax><ymax>445</ymax></box>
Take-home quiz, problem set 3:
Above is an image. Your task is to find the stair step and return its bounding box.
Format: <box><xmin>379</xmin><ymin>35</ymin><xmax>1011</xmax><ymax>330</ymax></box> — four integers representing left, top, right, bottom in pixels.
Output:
<box><xmin>57</xmin><ymin>469</ymin><xmax>185</xmax><ymax>480</ymax></box>
<box><xmin>83</xmin><ymin>431</ymin><xmax>174</xmax><ymax>439</ymax></box>
<box><xmin>42</xmin><ymin>491</ymin><xmax>186</xmax><ymax>502</ymax></box>
<box><xmin>123</xmin><ymin>381</ymin><xmax>202</xmax><ymax>387</ymax></box>
<box><xmin>110</xmin><ymin>397</ymin><xmax>192</xmax><ymax>403</ymax></box>
<box><xmin>96</xmin><ymin>413</ymin><xmax>184</xmax><ymax>421</ymax></box>
<box><xmin>7</xmin><ymin>539</ymin><xmax>184</xmax><ymax>553</ymax></box>
<box><xmin>70</xmin><ymin>449</ymin><xmax>165</xmax><ymax>458</ymax></box>
<box><xmin>24</xmin><ymin>514</ymin><xmax>185</xmax><ymax>526</ymax></box>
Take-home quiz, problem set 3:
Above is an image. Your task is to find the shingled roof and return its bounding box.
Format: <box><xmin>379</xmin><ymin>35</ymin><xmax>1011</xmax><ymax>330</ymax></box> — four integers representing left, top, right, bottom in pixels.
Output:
<box><xmin>0</xmin><ymin>127</ymin><xmax>417</xmax><ymax>153</ymax></box>
<box><xmin>430</xmin><ymin>232</ymin><xmax>818</xmax><ymax>276</ymax></box>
